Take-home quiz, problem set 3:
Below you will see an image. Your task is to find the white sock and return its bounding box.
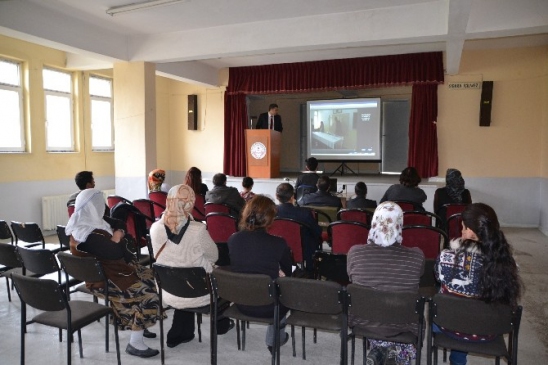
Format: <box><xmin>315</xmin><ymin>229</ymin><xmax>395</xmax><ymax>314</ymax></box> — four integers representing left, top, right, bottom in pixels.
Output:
<box><xmin>129</xmin><ymin>330</ymin><xmax>148</xmax><ymax>350</ymax></box>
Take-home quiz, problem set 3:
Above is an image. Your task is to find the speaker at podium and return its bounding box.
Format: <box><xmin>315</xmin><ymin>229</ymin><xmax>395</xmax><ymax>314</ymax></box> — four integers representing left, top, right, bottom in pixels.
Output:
<box><xmin>245</xmin><ymin>129</ymin><xmax>281</xmax><ymax>178</ymax></box>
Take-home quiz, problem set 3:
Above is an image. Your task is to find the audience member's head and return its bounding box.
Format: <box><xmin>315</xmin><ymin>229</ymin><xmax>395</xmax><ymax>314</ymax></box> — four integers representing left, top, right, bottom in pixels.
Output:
<box><xmin>367</xmin><ymin>201</ymin><xmax>403</xmax><ymax>247</ymax></box>
<box><xmin>164</xmin><ymin>184</ymin><xmax>195</xmax><ymax>234</ymax></box>
<box><xmin>212</xmin><ymin>173</ymin><xmax>227</xmax><ymax>187</ymax></box>
<box><xmin>317</xmin><ymin>175</ymin><xmax>331</xmax><ymax>192</ymax></box>
<box><xmin>305</xmin><ymin>157</ymin><xmax>318</xmax><ymax>172</ymax></box>
<box><xmin>239</xmin><ymin>195</ymin><xmax>276</xmax><ymax>231</ymax></box>
<box><xmin>445</xmin><ymin>168</ymin><xmax>466</xmax><ymax>202</ymax></box>
<box><xmin>74</xmin><ymin>171</ymin><xmax>95</xmax><ymax>190</ymax></box>
<box><xmin>399</xmin><ymin>167</ymin><xmax>421</xmax><ymax>187</ymax></box>
<box><xmin>268</xmin><ymin>103</ymin><xmax>279</xmax><ymax>115</ymax></box>
<box><xmin>354</xmin><ymin>182</ymin><xmax>367</xmax><ymax>197</ymax></box>
<box><xmin>276</xmin><ymin>183</ymin><xmax>294</xmax><ymax>204</ymax></box>
<box><xmin>148</xmin><ymin>169</ymin><xmax>166</xmax><ymax>192</ymax></box>
<box><xmin>242</xmin><ymin>177</ymin><xmax>254</xmax><ymax>191</ymax></box>
<box><xmin>184</xmin><ymin>167</ymin><xmax>203</xmax><ymax>195</ymax></box>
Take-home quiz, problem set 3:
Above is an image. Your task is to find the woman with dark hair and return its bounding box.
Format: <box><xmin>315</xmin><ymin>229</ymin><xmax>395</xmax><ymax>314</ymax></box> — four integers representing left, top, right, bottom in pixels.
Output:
<box><xmin>435</xmin><ymin>202</ymin><xmax>522</xmax><ymax>365</ymax></box>
<box><xmin>239</xmin><ymin>176</ymin><xmax>256</xmax><ymax>202</ymax></box>
<box><xmin>380</xmin><ymin>167</ymin><xmax>427</xmax><ymax>210</ymax></box>
<box><xmin>228</xmin><ymin>195</ymin><xmax>292</xmax><ymax>353</ymax></box>
<box><xmin>184</xmin><ymin>167</ymin><xmax>208</xmax><ymax>196</ymax></box>
<box><xmin>433</xmin><ymin>168</ymin><xmax>472</xmax><ymax>221</ymax></box>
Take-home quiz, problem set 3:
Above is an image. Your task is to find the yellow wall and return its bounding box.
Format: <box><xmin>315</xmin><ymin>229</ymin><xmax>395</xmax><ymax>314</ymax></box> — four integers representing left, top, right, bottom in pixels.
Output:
<box><xmin>0</xmin><ymin>35</ymin><xmax>114</xmax><ymax>183</ymax></box>
<box><xmin>438</xmin><ymin>46</ymin><xmax>548</xmax><ymax>178</ymax></box>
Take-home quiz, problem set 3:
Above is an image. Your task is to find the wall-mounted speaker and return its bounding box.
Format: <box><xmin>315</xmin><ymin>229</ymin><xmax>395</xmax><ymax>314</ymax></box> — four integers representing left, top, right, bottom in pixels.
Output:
<box><xmin>188</xmin><ymin>94</ymin><xmax>198</xmax><ymax>130</ymax></box>
<box><xmin>479</xmin><ymin>81</ymin><xmax>493</xmax><ymax>127</ymax></box>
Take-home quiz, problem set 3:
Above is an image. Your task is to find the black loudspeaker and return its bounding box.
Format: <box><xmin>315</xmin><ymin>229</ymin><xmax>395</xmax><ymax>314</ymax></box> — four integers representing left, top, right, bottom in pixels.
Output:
<box><xmin>188</xmin><ymin>94</ymin><xmax>198</xmax><ymax>130</ymax></box>
<box><xmin>479</xmin><ymin>81</ymin><xmax>493</xmax><ymax>127</ymax></box>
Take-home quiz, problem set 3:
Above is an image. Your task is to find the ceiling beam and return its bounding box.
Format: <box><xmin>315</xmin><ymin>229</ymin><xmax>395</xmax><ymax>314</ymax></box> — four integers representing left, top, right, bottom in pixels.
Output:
<box><xmin>445</xmin><ymin>0</ymin><xmax>472</xmax><ymax>75</ymax></box>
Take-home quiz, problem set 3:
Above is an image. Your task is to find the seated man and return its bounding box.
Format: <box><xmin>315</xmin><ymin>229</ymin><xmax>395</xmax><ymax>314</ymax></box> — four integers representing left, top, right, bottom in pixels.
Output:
<box><xmin>67</xmin><ymin>171</ymin><xmax>95</xmax><ymax>206</ymax></box>
<box><xmin>205</xmin><ymin>173</ymin><xmax>246</xmax><ymax>216</ymax></box>
<box><xmin>346</xmin><ymin>181</ymin><xmax>377</xmax><ymax>210</ymax></box>
<box><xmin>295</xmin><ymin>157</ymin><xmax>320</xmax><ymax>192</ymax></box>
<box><xmin>301</xmin><ymin>175</ymin><xmax>342</xmax><ymax>209</ymax></box>
<box><xmin>275</xmin><ymin>183</ymin><xmax>322</xmax><ymax>271</ymax></box>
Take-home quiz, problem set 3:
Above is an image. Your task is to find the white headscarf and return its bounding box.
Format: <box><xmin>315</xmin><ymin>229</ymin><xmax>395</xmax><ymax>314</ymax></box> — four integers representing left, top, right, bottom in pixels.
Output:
<box><xmin>367</xmin><ymin>201</ymin><xmax>403</xmax><ymax>247</ymax></box>
<box><xmin>164</xmin><ymin>184</ymin><xmax>195</xmax><ymax>234</ymax></box>
<box><xmin>65</xmin><ymin>188</ymin><xmax>112</xmax><ymax>242</ymax></box>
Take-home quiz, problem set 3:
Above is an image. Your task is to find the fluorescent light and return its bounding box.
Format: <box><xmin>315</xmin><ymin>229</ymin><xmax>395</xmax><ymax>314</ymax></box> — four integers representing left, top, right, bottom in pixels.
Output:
<box><xmin>106</xmin><ymin>0</ymin><xmax>187</xmax><ymax>16</ymax></box>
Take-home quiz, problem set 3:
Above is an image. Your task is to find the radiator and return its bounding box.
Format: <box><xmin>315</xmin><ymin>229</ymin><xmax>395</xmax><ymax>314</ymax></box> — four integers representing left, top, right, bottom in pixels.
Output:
<box><xmin>41</xmin><ymin>189</ymin><xmax>115</xmax><ymax>230</ymax></box>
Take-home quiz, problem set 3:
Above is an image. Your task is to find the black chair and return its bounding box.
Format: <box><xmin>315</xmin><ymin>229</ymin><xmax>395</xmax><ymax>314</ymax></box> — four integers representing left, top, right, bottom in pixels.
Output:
<box><xmin>0</xmin><ymin>243</ymin><xmax>37</xmax><ymax>301</ymax></box>
<box><xmin>11</xmin><ymin>221</ymin><xmax>65</xmax><ymax>252</ymax></box>
<box><xmin>277</xmin><ymin>277</ymin><xmax>348</xmax><ymax>364</ymax></box>
<box><xmin>11</xmin><ymin>273</ymin><xmax>121</xmax><ymax>365</ymax></box>
<box><xmin>347</xmin><ymin>284</ymin><xmax>426</xmax><ymax>365</ymax></box>
<box><xmin>427</xmin><ymin>294</ymin><xmax>522</xmax><ymax>365</ymax></box>
<box><xmin>0</xmin><ymin>220</ymin><xmax>14</xmax><ymax>245</ymax></box>
<box><xmin>210</xmin><ymin>268</ymin><xmax>281</xmax><ymax>365</ymax></box>
<box><xmin>313</xmin><ymin>251</ymin><xmax>350</xmax><ymax>286</ymax></box>
<box><xmin>56</xmin><ymin>225</ymin><xmax>71</xmax><ymax>250</ymax></box>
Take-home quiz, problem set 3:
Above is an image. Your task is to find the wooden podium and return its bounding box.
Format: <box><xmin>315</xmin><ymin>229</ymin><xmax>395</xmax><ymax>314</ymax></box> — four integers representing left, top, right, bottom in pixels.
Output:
<box><xmin>245</xmin><ymin>129</ymin><xmax>281</xmax><ymax>178</ymax></box>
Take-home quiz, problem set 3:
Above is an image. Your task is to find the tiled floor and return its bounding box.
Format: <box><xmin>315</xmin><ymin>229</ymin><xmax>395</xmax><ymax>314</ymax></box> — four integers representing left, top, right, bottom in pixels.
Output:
<box><xmin>0</xmin><ymin>227</ymin><xmax>546</xmax><ymax>364</ymax></box>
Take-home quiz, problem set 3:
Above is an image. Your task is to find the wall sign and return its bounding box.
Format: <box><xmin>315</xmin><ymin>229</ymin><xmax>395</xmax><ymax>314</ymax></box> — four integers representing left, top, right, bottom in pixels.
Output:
<box><xmin>448</xmin><ymin>82</ymin><xmax>481</xmax><ymax>90</ymax></box>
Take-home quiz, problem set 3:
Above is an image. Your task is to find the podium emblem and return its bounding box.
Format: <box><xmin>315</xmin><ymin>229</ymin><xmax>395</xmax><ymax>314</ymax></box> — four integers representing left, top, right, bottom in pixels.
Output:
<box><xmin>250</xmin><ymin>142</ymin><xmax>267</xmax><ymax>160</ymax></box>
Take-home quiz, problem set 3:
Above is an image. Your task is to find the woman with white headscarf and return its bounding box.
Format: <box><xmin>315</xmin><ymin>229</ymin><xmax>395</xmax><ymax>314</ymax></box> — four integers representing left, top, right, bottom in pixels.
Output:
<box><xmin>150</xmin><ymin>184</ymin><xmax>232</xmax><ymax>348</ymax></box>
<box><xmin>65</xmin><ymin>189</ymin><xmax>161</xmax><ymax>358</ymax></box>
<box><xmin>347</xmin><ymin>201</ymin><xmax>425</xmax><ymax>365</ymax></box>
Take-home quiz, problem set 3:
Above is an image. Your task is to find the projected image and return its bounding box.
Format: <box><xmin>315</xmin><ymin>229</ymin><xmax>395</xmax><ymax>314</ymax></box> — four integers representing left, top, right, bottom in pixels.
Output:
<box><xmin>307</xmin><ymin>98</ymin><xmax>381</xmax><ymax>161</ymax></box>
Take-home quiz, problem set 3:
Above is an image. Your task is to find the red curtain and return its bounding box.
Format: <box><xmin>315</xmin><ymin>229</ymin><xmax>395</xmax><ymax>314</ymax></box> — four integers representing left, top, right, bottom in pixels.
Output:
<box><xmin>408</xmin><ymin>83</ymin><xmax>439</xmax><ymax>178</ymax></box>
<box><xmin>224</xmin><ymin>52</ymin><xmax>444</xmax><ymax>177</ymax></box>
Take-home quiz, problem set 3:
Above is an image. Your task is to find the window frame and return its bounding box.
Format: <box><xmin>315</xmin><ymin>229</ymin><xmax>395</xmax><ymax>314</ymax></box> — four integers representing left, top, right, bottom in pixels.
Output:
<box><xmin>0</xmin><ymin>59</ymin><xmax>25</xmax><ymax>152</ymax></box>
<box><xmin>43</xmin><ymin>67</ymin><xmax>75</xmax><ymax>152</ymax></box>
<box><xmin>89</xmin><ymin>75</ymin><xmax>114</xmax><ymax>151</ymax></box>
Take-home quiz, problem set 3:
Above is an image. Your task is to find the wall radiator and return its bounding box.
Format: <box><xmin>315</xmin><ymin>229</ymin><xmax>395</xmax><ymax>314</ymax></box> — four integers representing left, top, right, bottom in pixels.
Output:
<box><xmin>41</xmin><ymin>189</ymin><xmax>115</xmax><ymax>230</ymax></box>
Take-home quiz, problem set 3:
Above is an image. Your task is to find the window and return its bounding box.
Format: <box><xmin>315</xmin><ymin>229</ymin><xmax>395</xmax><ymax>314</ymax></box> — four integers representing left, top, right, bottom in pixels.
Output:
<box><xmin>89</xmin><ymin>76</ymin><xmax>114</xmax><ymax>151</ymax></box>
<box><xmin>0</xmin><ymin>59</ymin><xmax>25</xmax><ymax>152</ymax></box>
<box><xmin>43</xmin><ymin>68</ymin><xmax>74</xmax><ymax>151</ymax></box>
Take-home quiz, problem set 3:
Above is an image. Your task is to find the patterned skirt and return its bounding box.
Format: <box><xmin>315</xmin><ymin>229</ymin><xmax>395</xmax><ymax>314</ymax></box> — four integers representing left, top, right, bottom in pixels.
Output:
<box><xmin>369</xmin><ymin>340</ymin><xmax>416</xmax><ymax>365</ymax></box>
<box><xmin>92</xmin><ymin>265</ymin><xmax>164</xmax><ymax>331</ymax></box>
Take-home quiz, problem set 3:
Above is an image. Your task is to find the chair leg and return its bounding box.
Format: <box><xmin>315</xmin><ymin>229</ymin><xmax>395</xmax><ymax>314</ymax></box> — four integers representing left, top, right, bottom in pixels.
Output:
<box><xmin>443</xmin><ymin>348</ymin><xmax>447</xmax><ymax>362</ymax></box>
<box><xmin>302</xmin><ymin>326</ymin><xmax>306</xmax><ymax>360</ymax></box>
<box><xmin>314</xmin><ymin>328</ymin><xmax>317</xmax><ymax>343</ymax></box>
<box><xmin>247</xmin><ymin>321</ymin><xmax>250</xmax><ymax>329</ymax></box>
<box><xmin>433</xmin><ymin>346</ymin><xmax>438</xmax><ymax>365</ymax></box>
<box><xmin>20</xmin><ymin>303</ymin><xmax>25</xmax><ymax>365</ymax></box>
<box><xmin>495</xmin><ymin>357</ymin><xmax>500</xmax><ymax>365</ymax></box>
<box><xmin>197</xmin><ymin>313</ymin><xmax>202</xmax><ymax>343</ymax></box>
<box><xmin>351</xmin><ymin>335</ymin><xmax>355</xmax><ymax>365</ymax></box>
<box><xmin>236</xmin><ymin>320</ymin><xmax>241</xmax><ymax>350</ymax></box>
<box><xmin>160</xmin><ymin>309</ymin><xmax>165</xmax><ymax>365</ymax></box>
<box><xmin>114</xmin><ymin>320</ymin><xmax>121</xmax><ymax>365</ymax></box>
<box><xmin>77</xmin><ymin>329</ymin><xmax>83</xmax><ymax>358</ymax></box>
<box><xmin>6</xmin><ymin>277</ymin><xmax>11</xmax><ymax>302</ymax></box>
<box><xmin>67</xmin><ymin>330</ymin><xmax>71</xmax><ymax>365</ymax></box>
<box><xmin>242</xmin><ymin>319</ymin><xmax>246</xmax><ymax>351</ymax></box>
<box><xmin>59</xmin><ymin>328</ymin><xmax>62</xmax><ymax>342</ymax></box>
<box><xmin>362</xmin><ymin>338</ymin><xmax>366</xmax><ymax>365</ymax></box>
<box><xmin>291</xmin><ymin>325</ymin><xmax>296</xmax><ymax>357</ymax></box>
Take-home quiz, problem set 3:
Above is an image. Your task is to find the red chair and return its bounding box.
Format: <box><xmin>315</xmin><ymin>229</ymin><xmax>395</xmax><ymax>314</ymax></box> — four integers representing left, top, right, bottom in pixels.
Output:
<box><xmin>132</xmin><ymin>199</ymin><xmax>156</xmax><ymax>230</ymax></box>
<box><xmin>402</xmin><ymin>225</ymin><xmax>448</xmax><ymax>259</ymax></box>
<box><xmin>106</xmin><ymin>195</ymin><xmax>132</xmax><ymax>209</ymax></box>
<box><xmin>328</xmin><ymin>221</ymin><xmax>369</xmax><ymax>254</ymax></box>
<box><xmin>193</xmin><ymin>195</ymin><xmax>206</xmax><ymax>222</ymax></box>
<box><xmin>403</xmin><ymin>211</ymin><xmax>441</xmax><ymax>227</ymax></box>
<box><xmin>305</xmin><ymin>207</ymin><xmax>333</xmax><ymax>244</ymax></box>
<box><xmin>204</xmin><ymin>202</ymin><xmax>231</xmax><ymax>215</ymax></box>
<box><xmin>393</xmin><ymin>200</ymin><xmax>416</xmax><ymax>212</ymax></box>
<box><xmin>67</xmin><ymin>204</ymin><xmax>75</xmax><ymax>218</ymax></box>
<box><xmin>149</xmin><ymin>191</ymin><xmax>167</xmax><ymax>218</ymax></box>
<box><xmin>205</xmin><ymin>213</ymin><xmax>238</xmax><ymax>243</ymax></box>
<box><xmin>337</xmin><ymin>209</ymin><xmax>373</xmax><ymax>225</ymax></box>
<box><xmin>267</xmin><ymin>218</ymin><xmax>309</xmax><ymax>268</ymax></box>
<box><xmin>446</xmin><ymin>213</ymin><xmax>463</xmax><ymax>240</ymax></box>
<box><xmin>437</xmin><ymin>203</ymin><xmax>469</xmax><ymax>233</ymax></box>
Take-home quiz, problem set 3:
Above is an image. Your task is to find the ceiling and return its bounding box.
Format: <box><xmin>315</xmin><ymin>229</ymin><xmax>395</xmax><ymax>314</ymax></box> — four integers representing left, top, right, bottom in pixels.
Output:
<box><xmin>1</xmin><ymin>0</ymin><xmax>547</xmax><ymax>86</ymax></box>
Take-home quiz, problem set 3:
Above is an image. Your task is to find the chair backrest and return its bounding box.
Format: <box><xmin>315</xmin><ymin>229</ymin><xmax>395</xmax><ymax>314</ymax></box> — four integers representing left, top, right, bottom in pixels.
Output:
<box><xmin>192</xmin><ymin>194</ymin><xmax>206</xmax><ymax>221</ymax></box>
<box><xmin>67</xmin><ymin>204</ymin><xmax>75</xmax><ymax>217</ymax></box>
<box><xmin>313</xmin><ymin>251</ymin><xmax>350</xmax><ymax>286</ymax></box>
<box><xmin>56</xmin><ymin>225</ymin><xmax>70</xmax><ymax>249</ymax></box>
<box><xmin>17</xmin><ymin>246</ymin><xmax>60</xmax><ymax>276</ymax></box>
<box><xmin>210</xmin><ymin>268</ymin><xmax>275</xmax><ymax>307</ymax></box>
<box><xmin>268</xmin><ymin>218</ymin><xmax>306</xmax><ymax>265</ymax></box>
<box><xmin>215</xmin><ymin>242</ymin><xmax>230</xmax><ymax>266</ymax></box>
<box><xmin>149</xmin><ymin>191</ymin><xmax>168</xmax><ymax>209</ymax></box>
<box><xmin>393</xmin><ymin>201</ymin><xmax>417</xmax><ymax>212</ymax></box>
<box><xmin>204</xmin><ymin>202</ymin><xmax>231</xmax><ymax>215</ymax></box>
<box><xmin>443</xmin><ymin>203</ymin><xmax>468</xmax><ymax>218</ymax></box>
<box><xmin>111</xmin><ymin>202</ymin><xmax>148</xmax><ymax>247</ymax></box>
<box><xmin>0</xmin><ymin>242</ymin><xmax>22</xmax><ymax>268</ymax></box>
<box><xmin>57</xmin><ymin>251</ymin><xmax>106</xmax><ymax>284</ymax></box>
<box><xmin>328</xmin><ymin>221</ymin><xmax>369</xmax><ymax>255</ymax></box>
<box><xmin>277</xmin><ymin>277</ymin><xmax>344</xmax><ymax>315</ymax></box>
<box><xmin>446</xmin><ymin>213</ymin><xmax>463</xmax><ymax>240</ymax></box>
<box><xmin>403</xmin><ymin>211</ymin><xmax>440</xmax><ymax>227</ymax></box>
<box><xmin>402</xmin><ymin>225</ymin><xmax>448</xmax><ymax>259</ymax></box>
<box><xmin>306</xmin><ymin>206</ymin><xmax>338</xmax><ymax>224</ymax></box>
<box><xmin>10</xmin><ymin>221</ymin><xmax>45</xmax><ymax>247</ymax></box>
<box><xmin>431</xmin><ymin>294</ymin><xmax>519</xmax><ymax>337</ymax></box>
<box><xmin>11</xmin><ymin>273</ymin><xmax>67</xmax><ymax>312</ymax></box>
<box><xmin>153</xmin><ymin>264</ymin><xmax>209</xmax><ymax>298</ymax></box>
<box><xmin>337</xmin><ymin>209</ymin><xmax>373</xmax><ymax>225</ymax></box>
<box><xmin>296</xmin><ymin>185</ymin><xmax>317</xmax><ymax>206</ymax></box>
<box><xmin>133</xmin><ymin>199</ymin><xmax>155</xmax><ymax>229</ymax></box>
<box><xmin>106</xmin><ymin>195</ymin><xmax>132</xmax><ymax>209</ymax></box>
<box><xmin>205</xmin><ymin>212</ymin><xmax>238</xmax><ymax>243</ymax></box>
<box><xmin>0</xmin><ymin>220</ymin><xmax>14</xmax><ymax>244</ymax></box>
<box><xmin>347</xmin><ymin>284</ymin><xmax>424</xmax><ymax>325</ymax></box>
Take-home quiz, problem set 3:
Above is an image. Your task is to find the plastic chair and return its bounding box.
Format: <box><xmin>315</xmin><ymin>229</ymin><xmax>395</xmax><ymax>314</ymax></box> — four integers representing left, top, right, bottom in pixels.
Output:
<box><xmin>205</xmin><ymin>212</ymin><xmax>238</xmax><ymax>243</ymax></box>
<box><xmin>0</xmin><ymin>243</ymin><xmax>38</xmax><ymax>301</ymax></box>
<box><xmin>403</xmin><ymin>211</ymin><xmax>441</xmax><ymax>227</ymax></box>
<box><xmin>193</xmin><ymin>194</ymin><xmax>207</xmax><ymax>222</ymax></box>
<box><xmin>328</xmin><ymin>221</ymin><xmax>369</xmax><ymax>255</ymax></box>
<box><xmin>11</xmin><ymin>273</ymin><xmax>121</xmax><ymax>365</ymax></box>
<box><xmin>313</xmin><ymin>251</ymin><xmax>350</xmax><ymax>286</ymax></box>
<box><xmin>277</xmin><ymin>277</ymin><xmax>348</xmax><ymax>364</ymax></box>
<box><xmin>393</xmin><ymin>200</ymin><xmax>417</xmax><ymax>212</ymax></box>
<box><xmin>346</xmin><ymin>284</ymin><xmax>426</xmax><ymax>365</ymax></box>
<box><xmin>106</xmin><ymin>195</ymin><xmax>132</xmax><ymax>209</ymax></box>
<box><xmin>402</xmin><ymin>225</ymin><xmax>448</xmax><ymax>260</ymax></box>
<box><xmin>0</xmin><ymin>220</ymin><xmax>14</xmax><ymax>245</ymax></box>
<box><xmin>210</xmin><ymin>268</ymin><xmax>281</xmax><ymax>365</ymax></box>
<box><xmin>11</xmin><ymin>221</ymin><xmax>65</xmax><ymax>252</ymax></box>
<box><xmin>204</xmin><ymin>202</ymin><xmax>231</xmax><ymax>215</ymax></box>
<box><xmin>56</xmin><ymin>225</ymin><xmax>71</xmax><ymax>251</ymax></box>
<box><xmin>427</xmin><ymin>294</ymin><xmax>522</xmax><ymax>365</ymax></box>
<box><xmin>337</xmin><ymin>209</ymin><xmax>373</xmax><ymax>225</ymax></box>
<box><xmin>268</xmin><ymin>218</ymin><xmax>313</xmax><ymax>268</ymax></box>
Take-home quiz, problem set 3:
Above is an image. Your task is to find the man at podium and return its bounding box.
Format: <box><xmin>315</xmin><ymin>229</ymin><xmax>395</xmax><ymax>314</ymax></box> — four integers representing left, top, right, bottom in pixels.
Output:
<box><xmin>255</xmin><ymin>103</ymin><xmax>283</xmax><ymax>132</ymax></box>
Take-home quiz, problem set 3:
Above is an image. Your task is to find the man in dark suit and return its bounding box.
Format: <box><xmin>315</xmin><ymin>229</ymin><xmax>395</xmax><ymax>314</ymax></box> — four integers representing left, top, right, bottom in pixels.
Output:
<box><xmin>346</xmin><ymin>181</ymin><xmax>377</xmax><ymax>209</ymax></box>
<box><xmin>301</xmin><ymin>175</ymin><xmax>342</xmax><ymax>209</ymax></box>
<box><xmin>255</xmin><ymin>103</ymin><xmax>283</xmax><ymax>132</ymax></box>
<box><xmin>275</xmin><ymin>183</ymin><xmax>322</xmax><ymax>271</ymax></box>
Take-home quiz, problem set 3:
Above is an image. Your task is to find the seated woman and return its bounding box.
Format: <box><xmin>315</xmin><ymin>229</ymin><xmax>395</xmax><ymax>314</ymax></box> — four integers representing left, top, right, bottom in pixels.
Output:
<box><xmin>65</xmin><ymin>189</ymin><xmax>162</xmax><ymax>358</ymax></box>
<box><xmin>184</xmin><ymin>166</ymin><xmax>209</xmax><ymax>196</ymax></box>
<box><xmin>347</xmin><ymin>201</ymin><xmax>425</xmax><ymax>365</ymax></box>
<box><xmin>228</xmin><ymin>195</ymin><xmax>292</xmax><ymax>353</ymax></box>
<box><xmin>433</xmin><ymin>168</ymin><xmax>472</xmax><ymax>222</ymax></box>
<box><xmin>435</xmin><ymin>203</ymin><xmax>522</xmax><ymax>365</ymax></box>
<box><xmin>239</xmin><ymin>176</ymin><xmax>256</xmax><ymax>202</ymax></box>
<box><xmin>380</xmin><ymin>167</ymin><xmax>427</xmax><ymax>210</ymax></box>
<box><xmin>148</xmin><ymin>168</ymin><xmax>169</xmax><ymax>193</ymax></box>
<box><xmin>150</xmin><ymin>184</ymin><xmax>232</xmax><ymax>348</ymax></box>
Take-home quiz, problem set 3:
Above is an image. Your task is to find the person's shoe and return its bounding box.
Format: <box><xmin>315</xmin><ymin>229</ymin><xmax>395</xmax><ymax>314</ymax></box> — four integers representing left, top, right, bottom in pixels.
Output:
<box><xmin>267</xmin><ymin>333</ymin><xmax>289</xmax><ymax>355</ymax></box>
<box><xmin>384</xmin><ymin>346</ymin><xmax>397</xmax><ymax>365</ymax></box>
<box><xmin>166</xmin><ymin>334</ymin><xmax>195</xmax><ymax>348</ymax></box>
<box><xmin>125</xmin><ymin>344</ymin><xmax>159</xmax><ymax>358</ymax></box>
<box><xmin>365</xmin><ymin>346</ymin><xmax>386</xmax><ymax>365</ymax></box>
<box><xmin>218</xmin><ymin>319</ymin><xmax>235</xmax><ymax>335</ymax></box>
<box><xmin>143</xmin><ymin>328</ymin><xmax>157</xmax><ymax>338</ymax></box>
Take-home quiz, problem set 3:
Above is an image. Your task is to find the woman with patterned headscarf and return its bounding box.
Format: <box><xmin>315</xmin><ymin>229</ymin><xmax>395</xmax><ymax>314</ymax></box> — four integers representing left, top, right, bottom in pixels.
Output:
<box><xmin>148</xmin><ymin>169</ymin><xmax>168</xmax><ymax>193</ymax></box>
<box><xmin>347</xmin><ymin>201</ymin><xmax>425</xmax><ymax>365</ymax></box>
<box><xmin>150</xmin><ymin>184</ymin><xmax>232</xmax><ymax>348</ymax></box>
<box><xmin>434</xmin><ymin>168</ymin><xmax>472</xmax><ymax>222</ymax></box>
